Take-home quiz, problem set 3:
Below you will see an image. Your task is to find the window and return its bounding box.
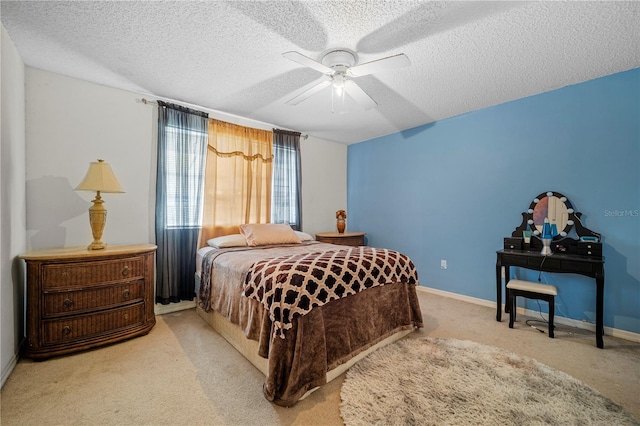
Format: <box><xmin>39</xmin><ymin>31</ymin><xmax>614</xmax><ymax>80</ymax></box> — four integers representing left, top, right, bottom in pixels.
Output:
<box><xmin>163</xmin><ymin>125</ymin><xmax>207</xmax><ymax>228</ymax></box>
<box><xmin>271</xmin><ymin>130</ymin><xmax>302</xmax><ymax>230</ymax></box>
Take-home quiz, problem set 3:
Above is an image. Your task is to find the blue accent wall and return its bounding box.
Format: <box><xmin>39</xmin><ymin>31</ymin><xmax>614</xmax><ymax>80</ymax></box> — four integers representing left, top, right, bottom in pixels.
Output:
<box><xmin>347</xmin><ymin>69</ymin><xmax>640</xmax><ymax>334</ymax></box>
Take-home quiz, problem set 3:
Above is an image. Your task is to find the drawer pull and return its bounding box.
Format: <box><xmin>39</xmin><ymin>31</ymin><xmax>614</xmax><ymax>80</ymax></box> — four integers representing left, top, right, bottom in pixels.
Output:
<box><xmin>63</xmin><ymin>298</ymin><xmax>74</xmax><ymax>308</ymax></box>
<box><xmin>62</xmin><ymin>326</ymin><xmax>72</xmax><ymax>336</ymax></box>
<box><xmin>122</xmin><ymin>266</ymin><xmax>131</xmax><ymax>276</ymax></box>
<box><xmin>122</xmin><ymin>289</ymin><xmax>131</xmax><ymax>300</ymax></box>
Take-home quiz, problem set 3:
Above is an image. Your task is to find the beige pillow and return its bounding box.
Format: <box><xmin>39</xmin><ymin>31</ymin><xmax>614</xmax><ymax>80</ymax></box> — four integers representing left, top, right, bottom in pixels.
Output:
<box><xmin>207</xmin><ymin>234</ymin><xmax>248</xmax><ymax>248</ymax></box>
<box><xmin>239</xmin><ymin>223</ymin><xmax>302</xmax><ymax>246</ymax></box>
<box><xmin>295</xmin><ymin>231</ymin><xmax>314</xmax><ymax>241</ymax></box>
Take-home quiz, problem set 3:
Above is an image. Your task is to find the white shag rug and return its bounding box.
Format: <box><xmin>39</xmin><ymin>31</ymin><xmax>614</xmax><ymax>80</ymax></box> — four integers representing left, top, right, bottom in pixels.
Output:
<box><xmin>340</xmin><ymin>338</ymin><xmax>639</xmax><ymax>426</ymax></box>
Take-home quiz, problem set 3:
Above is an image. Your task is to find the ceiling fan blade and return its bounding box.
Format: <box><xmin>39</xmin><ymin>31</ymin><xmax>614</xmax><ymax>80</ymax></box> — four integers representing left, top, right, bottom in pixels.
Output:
<box><xmin>344</xmin><ymin>80</ymin><xmax>377</xmax><ymax>110</ymax></box>
<box><xmin>347</xmin><ymin>53</ymin><xmax>411</xmax><ymax>77</ymax></box>
<box><xmin>283</xmin><ymin>51</ymin><xmax>334</xmax><ymax>75</ymax></box>
<box><xmin>285</xmin><ymin>79</ymin><xmax>332</xmax><ymax>105</ymax></box>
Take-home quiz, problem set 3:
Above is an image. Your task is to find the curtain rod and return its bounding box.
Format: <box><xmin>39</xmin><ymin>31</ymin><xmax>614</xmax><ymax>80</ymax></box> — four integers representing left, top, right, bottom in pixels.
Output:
<box><xmin>138</xmin><ymin>98</ymin><xmax>308</xmax><ymax>139</ymax></box>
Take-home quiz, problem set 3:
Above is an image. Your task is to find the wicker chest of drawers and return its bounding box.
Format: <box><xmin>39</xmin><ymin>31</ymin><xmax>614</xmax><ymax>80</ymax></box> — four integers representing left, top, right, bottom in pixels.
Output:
<box><xmin>20</xmin><ymin>244</ymin><xmax>157</xmax><ymax>360</ymax></box>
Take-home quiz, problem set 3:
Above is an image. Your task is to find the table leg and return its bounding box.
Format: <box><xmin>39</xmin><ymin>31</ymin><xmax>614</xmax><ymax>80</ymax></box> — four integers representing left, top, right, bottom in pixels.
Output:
<box><xmin>504</xmin><ymin>266</ymin><xmax>511</xmax><ymax>314</ymax></box>
<box><xmin>596</xmin><ymin>269</ymin><xmax>605</xmax><ymax>349</ymax></box>
<box><xmin>496</xmin><ymin>258</ymin><xmax>502</xmax><ymax>322</ymax></box>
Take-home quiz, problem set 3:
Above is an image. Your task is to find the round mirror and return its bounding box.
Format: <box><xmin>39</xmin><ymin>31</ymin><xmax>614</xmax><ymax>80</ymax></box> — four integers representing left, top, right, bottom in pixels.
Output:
<box><xmin>526</xmin><ymin>191</ymin><xmax>574</xmax><ymax>237</ymax></box>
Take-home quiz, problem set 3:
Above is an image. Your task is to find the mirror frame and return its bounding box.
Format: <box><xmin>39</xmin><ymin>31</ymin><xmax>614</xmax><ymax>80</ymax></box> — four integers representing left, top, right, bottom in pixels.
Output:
<box><xmin>527</xmin><ymin>191</ymin><xmax>574</xmax><ymax>238</ymax></box>
<box><xmin>511</xmin><ymin>191</ymin><xmax>601</xmax><ymax>245</ymax></box>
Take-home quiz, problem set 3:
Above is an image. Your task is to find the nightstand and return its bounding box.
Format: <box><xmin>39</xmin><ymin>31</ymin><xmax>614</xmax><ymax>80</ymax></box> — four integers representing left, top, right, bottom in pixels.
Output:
<box><xmin>20</xmin><ymin>244</ymin><xmax>157</xmax><ymax>360</ymax></box>
<box><xmin>315</xmin><ymin>232</ymin><xmax>366</xmax><ymax>247</ymax></box>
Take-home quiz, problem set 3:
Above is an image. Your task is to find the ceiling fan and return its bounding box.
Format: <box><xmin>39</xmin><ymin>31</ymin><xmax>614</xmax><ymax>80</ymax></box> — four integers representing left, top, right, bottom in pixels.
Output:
<box><xmin>282</xmin><ymin>49</ymin><xmax>410</xmax><ymax>113</ymax></box>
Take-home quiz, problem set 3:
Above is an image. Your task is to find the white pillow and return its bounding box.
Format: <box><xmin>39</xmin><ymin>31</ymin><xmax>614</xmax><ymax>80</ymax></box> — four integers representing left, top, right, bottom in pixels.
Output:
<box><xmin>295</xmin><ymin>231</ymin><xmax>314</xmax><ymax>241</ymax></box>
<box><xmin>207</xmin><ymin>234</ymin><xmax>248</xmax><ymax>248</ymax></box>
<box><xmin>239</xmin><ymin>223</ymin><xmax>302</xmax><ymax>246</ymax></box>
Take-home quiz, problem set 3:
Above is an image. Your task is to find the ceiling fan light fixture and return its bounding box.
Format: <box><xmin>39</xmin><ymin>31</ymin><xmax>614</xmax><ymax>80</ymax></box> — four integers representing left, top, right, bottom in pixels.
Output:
<box><xmin>331</xmin><ymin>74</ymin><xmax>346</xmax><ymax>114</ymax></box>
<box><xmin>331</xmin><ymin>87</ymin><xmax>345</xmax><ymax>115</ymax></box>
<box><xmin>333</xmin><ymin>73</ymin><xmax>345</xmax><ymax>96</ymax></box>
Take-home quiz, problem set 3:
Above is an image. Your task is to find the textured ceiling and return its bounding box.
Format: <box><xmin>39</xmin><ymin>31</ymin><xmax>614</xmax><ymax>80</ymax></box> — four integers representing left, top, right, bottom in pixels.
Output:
<box><xmin>2</xmin><ymin>1</ymin><xmax>639</xmax><ymax>144</ymax></box>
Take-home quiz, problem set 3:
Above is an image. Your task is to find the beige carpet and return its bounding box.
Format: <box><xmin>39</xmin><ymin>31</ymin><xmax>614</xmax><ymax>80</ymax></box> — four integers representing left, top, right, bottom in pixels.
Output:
<box><xmin>1</xmin><ymin>291</ymin><xmax>639</xmax><ymax>425</ymax></box>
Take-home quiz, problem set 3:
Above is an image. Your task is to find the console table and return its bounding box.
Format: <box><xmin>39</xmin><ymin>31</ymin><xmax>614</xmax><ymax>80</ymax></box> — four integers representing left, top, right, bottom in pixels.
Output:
<box><xmin>496</xmin><ymin>249</ymin><xmax>605</xmax><ymax>348</ymax></box>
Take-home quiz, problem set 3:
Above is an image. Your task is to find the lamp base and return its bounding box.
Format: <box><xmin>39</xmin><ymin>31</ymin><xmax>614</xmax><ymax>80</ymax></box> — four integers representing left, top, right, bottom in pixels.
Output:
<box><xmin>87</xmin><ymin>192</ymin><xmax>108</xmax><ymax>251</ymax></box>
<box><xmin>541</xmin><ymin>238</ymin><xmax>553</xmax><ymax>256</ymax></box>
<box><xmin>87</xmin><ymin>241</ymin><xmax>107</xmax><ymax>250</ymax></box>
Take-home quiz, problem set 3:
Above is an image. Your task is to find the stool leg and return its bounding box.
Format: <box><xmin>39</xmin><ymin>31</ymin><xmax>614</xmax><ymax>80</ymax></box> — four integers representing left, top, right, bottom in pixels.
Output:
<box><xmin>509</xmin><ymin>292</ymin><xmax>515</xmax><ymax>329</ymax></box>
<box><xmin>548</xmin><ymin>297</ymin><xmax>555</xmax><ymax>338</ymax></box>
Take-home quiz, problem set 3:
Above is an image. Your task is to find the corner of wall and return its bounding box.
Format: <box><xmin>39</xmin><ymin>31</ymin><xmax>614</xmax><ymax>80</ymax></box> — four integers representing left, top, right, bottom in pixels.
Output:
<box><xmin>1</xmin><ymin>24</ymin><xmax>27</xmax><ymax>388</ymax></box>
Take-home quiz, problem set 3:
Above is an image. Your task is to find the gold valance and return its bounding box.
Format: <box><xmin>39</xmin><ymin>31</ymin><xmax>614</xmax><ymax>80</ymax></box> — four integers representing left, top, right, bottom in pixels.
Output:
<box><xmin>207</xmin><ymin>145</ymin><xmax>273</xmax><ymax>162</ymax></box>
<box><xmin>207</xmin><ymin>119</ymin><xmax>273</xmax><ymax>160</ymax></box>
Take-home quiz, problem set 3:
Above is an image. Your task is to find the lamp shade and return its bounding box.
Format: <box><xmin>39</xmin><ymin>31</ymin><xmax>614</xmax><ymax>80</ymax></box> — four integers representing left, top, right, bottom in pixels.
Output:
<box><xmin>75</xmin><ymin>159</ymin><xmax>124</xmax><ymax>193</ymax></box>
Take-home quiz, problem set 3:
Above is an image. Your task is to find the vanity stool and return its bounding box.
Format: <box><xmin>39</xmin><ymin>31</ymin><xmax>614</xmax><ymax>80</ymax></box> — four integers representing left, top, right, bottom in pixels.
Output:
<box><xmin>507</xmin><ymin>279</ymin><xmax>557</xmax><ymax>338</ymax></box>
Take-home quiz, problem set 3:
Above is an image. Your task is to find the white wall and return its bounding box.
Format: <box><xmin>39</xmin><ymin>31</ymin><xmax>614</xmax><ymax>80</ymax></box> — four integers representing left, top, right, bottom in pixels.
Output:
<box><xmin>25</xmin><ymin>69</ymin><xmax>348</xmax><ymax>251</ymax></box>
<box><xmin>300</xmin><ymin>136</ymin><xmax>347</xmax><ymax>237</ymax></box>
<box><xmin>1</xmin><ymin>25</ymin><xmax>27</xmax><ymax>387</ymax></box>
<box><xmin>26</xmin><ymin>69</ymin><xmax>156</xmax><ymax>250</ymax></box>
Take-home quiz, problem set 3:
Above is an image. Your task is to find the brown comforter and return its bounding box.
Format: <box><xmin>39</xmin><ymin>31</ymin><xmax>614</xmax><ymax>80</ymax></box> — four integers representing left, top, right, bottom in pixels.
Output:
<box><xmin>198</xmin><ymin>242</ymin><xmax>423</xmax><ymax>406</ymax></box>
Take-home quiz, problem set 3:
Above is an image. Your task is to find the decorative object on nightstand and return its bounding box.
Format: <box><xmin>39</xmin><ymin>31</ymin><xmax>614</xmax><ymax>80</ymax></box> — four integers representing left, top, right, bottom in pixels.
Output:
<box><xmin>19</xmin><ymin>244</ymin><xmax>157</xmax><ymax>360</ymax></box>
<box><xmin>336</xmin><ymin>209</ymin><xmax>347</xmax><ymax>233</ymax></box>
<box><xmin>75</xmin><ymin>159</ymin><xmax>124</xmax><ymax>250</ymax></box>
<box><xmin>316</xmin><ymin>231</ymin><xmax>366</xmax><ymax>247</ymax></box>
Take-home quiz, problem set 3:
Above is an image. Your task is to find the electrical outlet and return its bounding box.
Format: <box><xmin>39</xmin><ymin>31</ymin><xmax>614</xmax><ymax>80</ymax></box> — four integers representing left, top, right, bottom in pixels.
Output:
<box><xmin>501</xmin><ymin>267</ymin><xmax>506</xmax><ymax>279</ymax></box>
<box><xmin>440</xmin><ymin>260</ymin><xmax>447</xmax><ymax>269</ymax></box>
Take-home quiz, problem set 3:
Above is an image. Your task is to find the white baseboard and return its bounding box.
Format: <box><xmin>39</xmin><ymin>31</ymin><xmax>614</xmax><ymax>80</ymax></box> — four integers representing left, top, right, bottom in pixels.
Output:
<box><xmin>154</xmin><ymin>300</ymin><xmax>196</xmax><ymax>315</ymax></box>
<box><xmin>416</xmin><ymin>286</ymin><xmax>640</xmax><ymax>344</ymax></box>
<box><xmin>1</xmin><ymin>353</ymin><xmax>18</xmax><ymax>389</ymax></box>
<box><xmin>417</xmin><ymin>286</ymin><xmax>496</xmax><ymax>309</ymax></box>
<box><xmin>1</xmin><ymin>337</ymin><xmax>24</xmax><ymax>389</ymax></box>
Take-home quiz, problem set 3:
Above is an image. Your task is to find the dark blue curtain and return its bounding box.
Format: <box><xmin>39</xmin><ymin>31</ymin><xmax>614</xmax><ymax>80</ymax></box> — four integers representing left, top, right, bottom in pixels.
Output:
<box><xmin>156</xmin><ymin>101</ymin><xmax>208</xmax><ymax>304</ymax></box>
<box><xmin>271</xmin><ymin>129</ymin><xmax>302</xmax><ymax>230</ymax></box>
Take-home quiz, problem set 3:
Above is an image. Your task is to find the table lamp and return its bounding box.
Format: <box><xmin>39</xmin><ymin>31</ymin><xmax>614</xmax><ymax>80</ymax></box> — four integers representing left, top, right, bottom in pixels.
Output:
<box><xmin>75</xmin><ymin>159</ymin><xmax>124</xmax><ymax>250</ymax></box>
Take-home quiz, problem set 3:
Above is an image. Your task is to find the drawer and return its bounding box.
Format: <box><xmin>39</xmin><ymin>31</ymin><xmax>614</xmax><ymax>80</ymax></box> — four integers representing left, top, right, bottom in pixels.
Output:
<box><xmin>501</xmin><ymin>254</ymin><xmax>529</xmax><ymax>267</ymax></box>
<box><xmin>577</xmin><ymin>242</ymin><xmax>602</xmax><ymax>258</ymax></box>
<box><xmin>536</xmin><ymin>257</ymin><xmax>562</xmax><ymax>269</ymax></box>
<box><xmin>503</xmin><ymin>238</ymin><xmax>523</xmax><ymax>250</ymax></box>
<box><xmin>318</xmin><ymin>236</ymin><xmax>364</xmax><ymax>246</ymax></box>
<box><xmin>43</xmin><ymin>280</ymin><xmax>145</xmax><ymax>317</ymax></box>
<box><xmin>42</xmin><ymin>303</ymin><xmax>145</xmax><ymax>345</ymax></box>
<box><xmin>525</xmin><ymin>257</ymin><xmax>562</xmax><ymax>270</ymax></box>
<box><xmin>562</xmin><ymin>261</ymin><xmax>596</xmax><ymax>274</ymax></box>
<box><xmin>42</xmin><ymin>257</ymin><xmax>145</xmax><ymax>288</ymax></box>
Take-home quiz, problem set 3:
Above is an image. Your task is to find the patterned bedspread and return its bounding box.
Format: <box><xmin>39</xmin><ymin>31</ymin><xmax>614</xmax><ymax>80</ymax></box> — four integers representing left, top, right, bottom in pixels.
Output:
<box><xmin>196</xmin><ymin>241</ymin><xmax>423</xmax><ymax>406</ymax></box>
<box><xmin>242</xmin><ymin>246</ymin><xmax>418</xmax><ymax>337</ymax></box>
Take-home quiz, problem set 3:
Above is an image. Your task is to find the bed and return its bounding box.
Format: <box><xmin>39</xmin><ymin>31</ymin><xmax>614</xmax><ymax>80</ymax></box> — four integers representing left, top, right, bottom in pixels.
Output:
<box><xmin>195</xmin><ymin>224</ymin><xmax>423</xmax><ymax>406</ymax></box>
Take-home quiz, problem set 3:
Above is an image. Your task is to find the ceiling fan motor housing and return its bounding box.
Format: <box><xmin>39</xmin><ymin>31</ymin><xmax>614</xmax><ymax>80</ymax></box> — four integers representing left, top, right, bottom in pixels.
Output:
<box><xmin>322</xmin><ymin>49</ymin><xmax>358</xmax><ymax>72</ymax></box>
